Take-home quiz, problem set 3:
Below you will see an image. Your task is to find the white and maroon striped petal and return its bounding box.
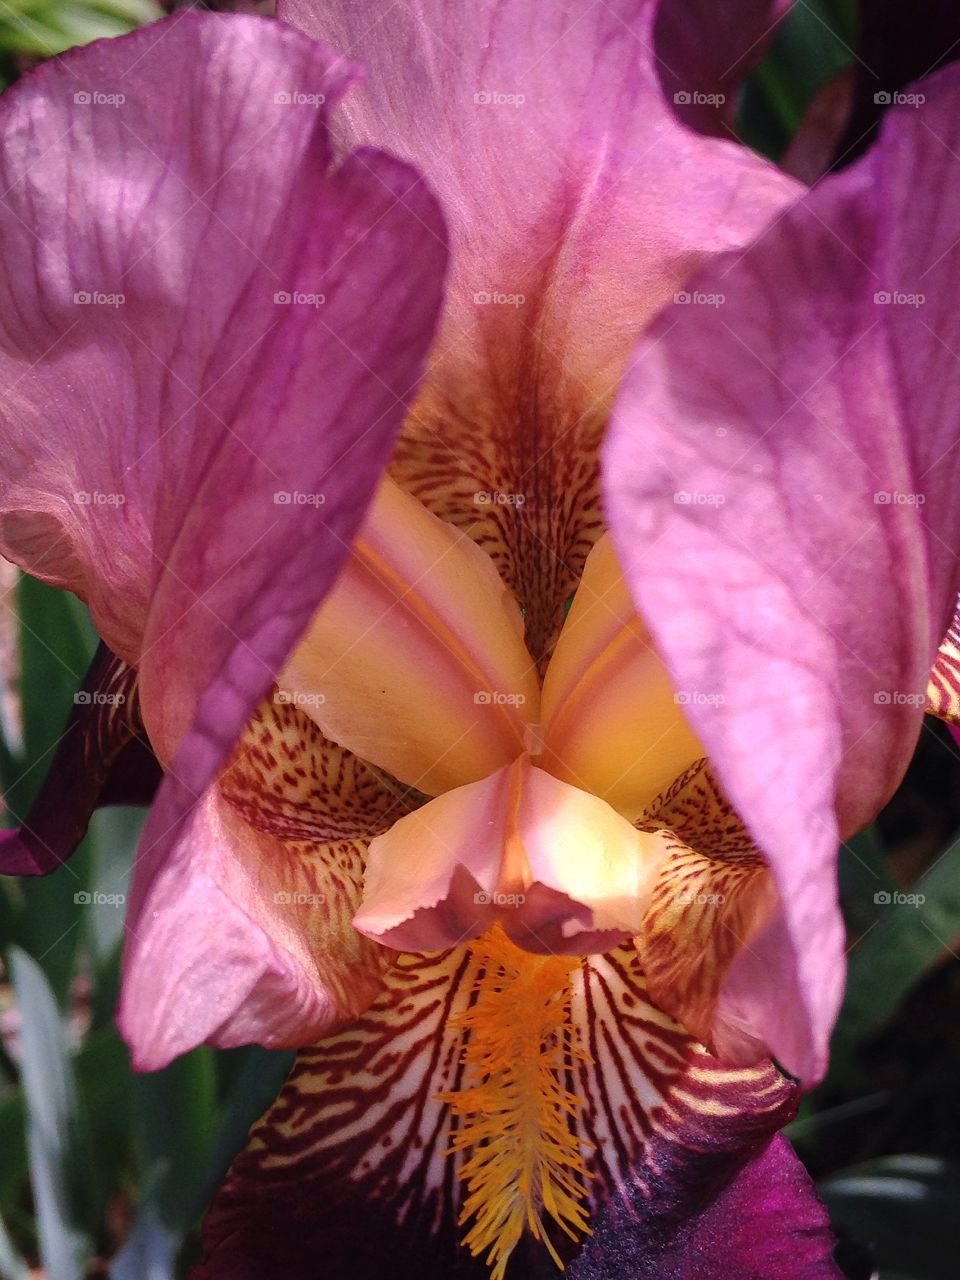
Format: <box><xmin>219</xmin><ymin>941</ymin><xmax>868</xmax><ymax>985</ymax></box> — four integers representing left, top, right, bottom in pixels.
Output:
<box><xmin>927</xmin><ymin>599</ymin><xmax>960</xmax><ymax>724</ymax></box>
<box><xmin>193</xmin><ymin>941</ymin><xmax>806</xmax><ymax>1279</ymax></box>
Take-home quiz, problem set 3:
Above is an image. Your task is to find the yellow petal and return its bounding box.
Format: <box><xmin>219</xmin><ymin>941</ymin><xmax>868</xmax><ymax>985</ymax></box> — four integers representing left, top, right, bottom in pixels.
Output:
<box><xmin>352</xmin><ymin>756</ymin><xmax>668</xmax><ymax>955</ymax></box>
<box><xmin>279</xmin><ymin>476</ymin><xmax>540</xmax><ymax>796</ymax></box>
<box><xmin>538</xmin><ymin>534</ymin><xmax>705</xmax><ymax>821</ymax></box>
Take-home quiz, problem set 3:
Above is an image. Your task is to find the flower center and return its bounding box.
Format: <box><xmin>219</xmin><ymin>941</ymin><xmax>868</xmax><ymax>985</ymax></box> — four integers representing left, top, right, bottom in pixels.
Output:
<box><xmin>279</xmin><ymin>476</ymin><xmax>705</xmax><ymax>956</ymax></box>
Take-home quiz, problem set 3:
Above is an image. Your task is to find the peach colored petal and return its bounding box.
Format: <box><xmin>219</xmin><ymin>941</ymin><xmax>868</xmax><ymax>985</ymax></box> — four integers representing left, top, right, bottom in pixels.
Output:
<box><xmin>539</xmin><ymin>534</ymin><xmax>705</xmax><ymax>821</ymax></box>
<box><xmin>353</xmin><ymin>756</ymin><xmax>668</xmax><ymax>955</ymax></box>
<box><xmin>280</xmin><ymin>477</ymin><xmax>540</xmax><ymax>796</ymax></box>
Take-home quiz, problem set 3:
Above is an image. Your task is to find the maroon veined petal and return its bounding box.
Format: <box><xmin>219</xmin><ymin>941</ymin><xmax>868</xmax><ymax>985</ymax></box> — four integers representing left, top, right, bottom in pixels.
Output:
<box><xmin>605</xmin><ymin>66</ymin><xmax>960</xmax><ymax>1085</ymax></box>
<box><xmin>192</xmin><ymin>942</ymin><xmax>804</xmax><ymax>1279</ymax></box>
<box><xmin>0</xmin><ymin>13</ymin><xmax>448</xmax><ymax>1057</ymax></box>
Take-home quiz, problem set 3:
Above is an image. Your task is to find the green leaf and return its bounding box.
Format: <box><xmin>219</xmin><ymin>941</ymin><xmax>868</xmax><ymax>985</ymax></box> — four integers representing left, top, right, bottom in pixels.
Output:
<box><xmin>8</xmin><ymin>947</ymin><xmax>93</xmax><ymax>1279</ymax></box>
<box><xmin>0</xmin><ymin>1087</ymin><xmax>27</xmax><ymax>1219</ymax></box>
<box><xmin>196</xmin><ymin>1047</ymin><xmax>294</xmax><ymax>1217</ymax></box>
<box><xmin>5</xmin><ymin>578</ymin><xmax>97</xmax><ymax>1002</ymax></box>
<box><xmin>0</xmin><ymin>0</ymin><xmax>162</xmax><ymax>58</ymax></box>
<box><xmin>830</xmin><ymin>835</ymin><xmax>960</xmax><ymax>1079</ymax></box>
<box><xmin>737</xmin><ymin>0</ymin><xmax>857</xmax><ymax>159</ymax></box>
<box><xmin>133</xmin><ymin>1050</ymin><xmax>218</xmax><ymax>1234</ymax></box>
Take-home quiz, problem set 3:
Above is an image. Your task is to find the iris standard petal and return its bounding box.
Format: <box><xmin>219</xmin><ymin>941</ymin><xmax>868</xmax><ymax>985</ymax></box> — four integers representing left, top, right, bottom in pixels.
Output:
<box><xmin>539</xmin><ymin>533</ymin><xmax>705</xmax><ymax>820</ymax></box>
<box><xmin>280</xmin><ymin>0</ymin><xmax>802</xmax><ymax>658</ymax></box>
<box><xmin>605</xmin><ymin>68</ymin><xmax>960</xmax><ymax>1084</ymax></box>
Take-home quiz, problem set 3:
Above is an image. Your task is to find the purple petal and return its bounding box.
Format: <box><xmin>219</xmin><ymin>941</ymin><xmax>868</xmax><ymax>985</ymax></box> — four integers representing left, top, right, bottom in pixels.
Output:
<box><xmin>277</xmin><ymin>0</ymin><xmax>801</xmax><ymax>660</ymax></box>
<box><xmin>0</xmin><ymin>643</ymin><xmax>157</xmax><ymax>875</ymax></box>
<box><xmin>0</xmin><ymin>13</ymin><xmax>447</xmax><ymax>1058</ymax></box>
<box><xmin>570</xmin><ymin>1136</ymin><xmax>841</xmax><ymax>1279</ymax></box>
<box><xmin>654</xmin><ymin>0</ymin><xmax>791</xmax><ymax>136</ymax></box>
<box><xmin>605</xmin><ymin>67</ymin><xmax>960</xmax><ymax>1084</ymax></box>
<box><xmin>279</xmin><ymin>0</ymin><xmax>800</xmax><ymax>430</ymax></box>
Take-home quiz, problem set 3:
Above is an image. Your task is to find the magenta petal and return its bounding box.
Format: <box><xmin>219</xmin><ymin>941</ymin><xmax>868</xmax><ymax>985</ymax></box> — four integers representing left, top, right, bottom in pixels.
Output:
<box><xmin>0</xmin><ymin>14</ymin><xmax>447</xmax><ymax>1059</ymax></box>
<box><xmin>570</xmin><ymin>1136</ymin><xmax>841</xmax><ymax>1279</ymax></box>
<box><xmin>606</xmin><ymin>67</ymin><xmax>960</xmax><ymax>1084</ymax></box>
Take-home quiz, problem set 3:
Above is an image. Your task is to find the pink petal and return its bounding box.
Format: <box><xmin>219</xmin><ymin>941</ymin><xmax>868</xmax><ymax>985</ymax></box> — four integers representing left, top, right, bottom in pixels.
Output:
<box><xmin>279</xmin><ymin>0</ymin><xmax>800</xmax><ymax>397</ymax></box>
<box><xmin>0</xmin><ymin>14</ymin><xmax>447</xmax><ymax>1058</ymax></box>
<box><xmin>605</xmin><ymin>68</ymin><xmax>960</xmax><ymax>1084</ymax></box>
<box><xmin>120</xmin><ymin>784</ymin><xmax>389</xmax><ymax>1071</ymax></box>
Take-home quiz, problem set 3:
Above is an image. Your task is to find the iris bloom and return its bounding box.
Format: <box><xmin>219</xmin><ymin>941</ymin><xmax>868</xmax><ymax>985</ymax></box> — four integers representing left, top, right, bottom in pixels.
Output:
<box><xmin>1</xmin><ymin>2</ymin><xmax>960</xmax><ymax>1277</ymax></box>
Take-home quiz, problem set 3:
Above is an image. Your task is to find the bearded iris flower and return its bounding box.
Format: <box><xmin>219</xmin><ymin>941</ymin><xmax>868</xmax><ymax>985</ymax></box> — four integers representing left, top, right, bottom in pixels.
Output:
<box><xmin>2</xmin><ymin>0</ymin><xmax>960</xmax><ymax>1276</ymax></box>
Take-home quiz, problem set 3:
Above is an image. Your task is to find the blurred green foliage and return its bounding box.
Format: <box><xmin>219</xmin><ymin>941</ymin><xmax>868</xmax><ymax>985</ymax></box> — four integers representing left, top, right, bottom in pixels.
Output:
<box><xmin>0</xmin><ymin>581</ymin><xmax>294</xmax><ymax>1277</ymax></box>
